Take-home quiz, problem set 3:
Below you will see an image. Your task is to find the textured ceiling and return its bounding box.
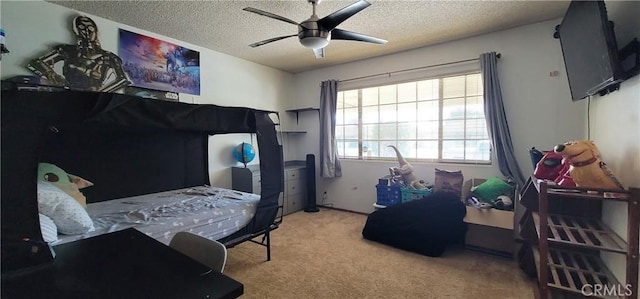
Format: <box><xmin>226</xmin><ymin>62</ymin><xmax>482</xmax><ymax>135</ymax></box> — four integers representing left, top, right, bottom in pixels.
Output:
<box><xmin>50</xmin><ymin>0</ymin><xmax>570</xmax><ymax>74</ymax></box>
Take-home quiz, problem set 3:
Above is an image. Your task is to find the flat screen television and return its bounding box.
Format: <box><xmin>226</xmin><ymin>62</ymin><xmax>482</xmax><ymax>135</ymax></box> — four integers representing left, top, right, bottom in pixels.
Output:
<box><xmin>556</xmin><ymin>0</ymin><xmax>623</xmax><ymax>101</ymax></box>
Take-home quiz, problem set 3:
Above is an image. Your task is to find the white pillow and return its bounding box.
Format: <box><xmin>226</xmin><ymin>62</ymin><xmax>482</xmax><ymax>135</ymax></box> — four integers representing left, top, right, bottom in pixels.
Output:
<box><xmin>38</xmin><ymin>213</ymin><xmax>59</xmax><ymax>243</ymax></box>
<box><xmin>37</xmin><ymin>181</ymin><xmax>94</xmax><ymax>235</ymax></box>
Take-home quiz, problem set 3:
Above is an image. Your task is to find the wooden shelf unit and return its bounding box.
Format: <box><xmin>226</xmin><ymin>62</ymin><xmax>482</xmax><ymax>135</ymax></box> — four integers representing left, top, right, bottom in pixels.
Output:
<box><xmin>531</xmin><ymin>213</ymin><xmax>628</xmax><ymax>253</ymax></box>
<box><xmin>520</xmin><ymin>176</ymin><xmax>639</xmax><ymax>299</ymax></box>
<box><xmin>532</xmin><ymin>248</ymin><xmax>623</xmax><ymax>299</ymax></box>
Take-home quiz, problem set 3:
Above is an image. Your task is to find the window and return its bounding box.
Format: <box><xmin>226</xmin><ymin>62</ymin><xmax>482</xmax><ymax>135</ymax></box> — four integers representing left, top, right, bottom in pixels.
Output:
<box><xmin>335</xmin><ymin>72</ymin><xmax>490</xmax><ymax>163</ymax></box>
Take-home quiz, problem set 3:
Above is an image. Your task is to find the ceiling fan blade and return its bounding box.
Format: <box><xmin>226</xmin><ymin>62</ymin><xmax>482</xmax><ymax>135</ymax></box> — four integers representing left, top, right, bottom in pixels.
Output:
<box><xmin>318</xmin><ymin>0</ymin><xmax>370</xmax><ymax>31</ymax></box>
<box><xmin>331</xmin><ymin>28</ymin><xmax>387</xmax><ymax>44</ymax></box>
<box><xmin>243</xmin><ymin>7</ymin><xmax>299</xmax><ymax>26</ymax></box>
<box><xmin>249</xmin><ymin>35</ymin><xmax>298</xmax><ymax>48</ymax></box>
<box><xmin>313</xmin><ymin>47</ymin><xmax>325</xmax><ymax>59</ymax></box>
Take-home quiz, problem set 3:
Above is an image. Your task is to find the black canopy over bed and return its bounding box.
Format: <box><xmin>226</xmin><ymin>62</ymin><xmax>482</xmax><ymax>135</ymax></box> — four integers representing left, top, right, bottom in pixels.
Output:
<box><xmin>1</xmin><ymin>86</ymin><xmax>284</xmax><ymax>274</ymax></box>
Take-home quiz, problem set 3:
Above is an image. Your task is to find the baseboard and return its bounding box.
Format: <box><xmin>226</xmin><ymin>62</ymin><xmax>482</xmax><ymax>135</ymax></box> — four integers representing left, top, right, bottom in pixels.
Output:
<box><xmin>316</xmin><ymin>205</ymin><xmax>369</xmax><ymax>216</ymax></box>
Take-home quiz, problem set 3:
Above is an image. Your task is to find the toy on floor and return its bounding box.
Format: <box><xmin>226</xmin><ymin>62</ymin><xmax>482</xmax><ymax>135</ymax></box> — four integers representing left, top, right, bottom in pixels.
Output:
<box><xmin>554</xmin><ymin>140</ymin><xmax>624</xmax><ymax>190</ymax></box>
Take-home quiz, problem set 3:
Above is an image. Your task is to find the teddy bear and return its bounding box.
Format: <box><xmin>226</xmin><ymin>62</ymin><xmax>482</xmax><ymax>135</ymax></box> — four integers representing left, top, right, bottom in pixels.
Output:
<box><xmin>553</xmin><ymin>140</ymin><xmax>624</xmax><ymax>190</ymax></box>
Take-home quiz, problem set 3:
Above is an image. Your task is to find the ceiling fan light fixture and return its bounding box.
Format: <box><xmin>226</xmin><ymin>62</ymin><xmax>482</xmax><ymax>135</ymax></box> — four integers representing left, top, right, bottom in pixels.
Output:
<box><xmin>245</xmin><ymin>0</ymin><xmax>385</xmax><ymax>57</ymax></box>
<box><xmin>300</xmin><ymin>36</ymin><xmax>330</xmax><ymax>49</ymax></box>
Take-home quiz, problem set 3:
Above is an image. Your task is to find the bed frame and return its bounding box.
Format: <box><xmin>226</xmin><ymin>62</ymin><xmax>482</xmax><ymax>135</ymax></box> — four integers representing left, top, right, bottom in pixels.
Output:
<box><xmin>1</xmin><ymin>85</ymin><xmax>284</xmax><ymax>274</ymax></box>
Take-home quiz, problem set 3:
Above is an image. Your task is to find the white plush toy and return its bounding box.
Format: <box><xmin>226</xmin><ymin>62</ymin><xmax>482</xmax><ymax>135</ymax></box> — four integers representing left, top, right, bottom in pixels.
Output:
<box><xmin>388</xmin><ymin>145</ymin><xmax>422</xmax><ymax>189</ymax></box>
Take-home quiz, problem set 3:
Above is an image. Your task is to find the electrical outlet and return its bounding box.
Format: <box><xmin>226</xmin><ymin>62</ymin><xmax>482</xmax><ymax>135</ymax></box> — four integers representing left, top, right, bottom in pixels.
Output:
<box><xmin>320</xmin><ymin>191</ymin><xmax>334</xmax><ymax>208</ymax></box>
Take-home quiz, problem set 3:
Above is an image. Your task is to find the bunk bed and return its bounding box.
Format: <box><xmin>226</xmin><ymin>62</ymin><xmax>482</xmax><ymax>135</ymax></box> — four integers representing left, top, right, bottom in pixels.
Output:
<box><xmin>0</xmin><ymin>86</ymin><xmax>284</xmax><ymax>275</ymax></box>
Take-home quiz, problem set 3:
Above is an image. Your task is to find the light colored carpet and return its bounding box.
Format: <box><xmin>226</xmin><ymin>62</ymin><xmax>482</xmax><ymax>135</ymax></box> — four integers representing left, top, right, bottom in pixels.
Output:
<box><xmin>224</xmin><ymin>208</ymin><xmax>534</xmax><ymax>299</ymax></box>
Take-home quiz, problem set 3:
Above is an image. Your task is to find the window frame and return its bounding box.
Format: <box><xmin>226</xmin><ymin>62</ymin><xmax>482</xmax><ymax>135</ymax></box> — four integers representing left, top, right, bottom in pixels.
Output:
<box><xmin>335</xmin><ymin>71</ymin><xmax>491</xmax><ymax>165</ymax></box>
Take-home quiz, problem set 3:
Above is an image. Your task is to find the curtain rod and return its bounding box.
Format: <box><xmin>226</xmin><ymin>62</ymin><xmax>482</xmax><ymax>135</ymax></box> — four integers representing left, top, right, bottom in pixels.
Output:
<box><xmin>338</xmin><ymin>53</ymin><xmax>501</xmax><ymax>83</ymax></box>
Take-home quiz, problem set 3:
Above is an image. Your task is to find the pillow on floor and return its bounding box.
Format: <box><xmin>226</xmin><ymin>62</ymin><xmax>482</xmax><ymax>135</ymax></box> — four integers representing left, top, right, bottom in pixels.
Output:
<box><xmin>37</xmin><ymin>181</ymin><xmax>94</xmax><ymax>235</ymax></box>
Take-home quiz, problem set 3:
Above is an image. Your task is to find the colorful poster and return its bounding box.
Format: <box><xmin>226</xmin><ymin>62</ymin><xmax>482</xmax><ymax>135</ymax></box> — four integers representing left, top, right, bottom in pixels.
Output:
<box><xmin>118</xmin><ymin>29</ymin><xmax>200</xmax><ymax>95</ymax></box>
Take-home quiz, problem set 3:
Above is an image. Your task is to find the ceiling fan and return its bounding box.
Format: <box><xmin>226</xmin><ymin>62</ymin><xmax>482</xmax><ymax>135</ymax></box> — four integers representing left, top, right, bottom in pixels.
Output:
<box><xmin>244</xmin><ymin>0</ymin><xmax>387</xmax><ymax>59</ymax></box>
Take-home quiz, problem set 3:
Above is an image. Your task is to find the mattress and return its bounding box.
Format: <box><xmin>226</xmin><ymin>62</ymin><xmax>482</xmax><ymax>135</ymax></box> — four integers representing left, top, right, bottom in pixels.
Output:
<box><xmin>53</xmin><ymin>185</ymin><xmax>260</xmax><ymax>246</ymax></box>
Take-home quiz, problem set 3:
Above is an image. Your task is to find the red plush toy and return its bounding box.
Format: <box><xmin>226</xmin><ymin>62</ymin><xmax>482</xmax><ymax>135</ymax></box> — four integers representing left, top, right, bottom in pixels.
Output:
<box><xmin>533</xmin><ymin>150</ymin><xmax>576</xmax><ymax>187</ymax></box>
<box><xmin>534</xmin><ymin>151</ymin><xmax>565</xmax><ymax>180</ymax></box>
<box><xmin>554</xmin><ymin>160</ymin><xmax>575</xmax><ymax>187</ymax></box>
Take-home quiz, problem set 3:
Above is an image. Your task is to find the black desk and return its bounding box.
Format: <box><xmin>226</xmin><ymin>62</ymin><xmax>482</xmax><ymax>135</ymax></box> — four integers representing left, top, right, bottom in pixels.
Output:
<box><xmin>2</xmin><ymin>228</ymin><xmax>243</xmax><ymax>299</ymax></box>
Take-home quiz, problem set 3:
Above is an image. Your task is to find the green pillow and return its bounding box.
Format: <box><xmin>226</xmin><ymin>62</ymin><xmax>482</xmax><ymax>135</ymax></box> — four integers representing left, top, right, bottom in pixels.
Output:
<box><xmin>472</xmin><ymin>177</ymin><xmax>513</xmax><ymax>203</ymax></box>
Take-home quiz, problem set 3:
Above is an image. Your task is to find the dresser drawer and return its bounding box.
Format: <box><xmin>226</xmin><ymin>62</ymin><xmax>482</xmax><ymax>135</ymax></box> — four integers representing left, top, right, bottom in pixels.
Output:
<box><xmin>285</xmin><ymin>178</ymin><xmax>305</xmax><ymax>196</ymax></box>
<box><xmin>285</xmin><ymin>168</ymin><xmax>304</xmax><ymax>181</ymax></box>
<box><xmin>279</xmin><ymin>164</ymin><xmax>307</xmax><ymax>215</ymax></box>
<box><xmin>287</xmin><ymin>194</ymin><xmax>303</xmax><ymax>214</ymax></box>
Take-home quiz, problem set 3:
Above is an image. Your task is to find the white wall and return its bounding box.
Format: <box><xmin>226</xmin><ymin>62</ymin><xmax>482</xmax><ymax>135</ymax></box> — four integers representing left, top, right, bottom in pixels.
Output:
<box><xmin>291</xmin><ymin>19</ymin><xmax>587</xmax><ymax>213</ymax></box>
<box><xmin>592</xmin><ymin>0</ymin><xmax>640</xmax><ymax>289</ymax></box>
<box><xmin>0</xmin><ymin>1</ymin><xmax>294</xmax><ymax>188</ymax></box>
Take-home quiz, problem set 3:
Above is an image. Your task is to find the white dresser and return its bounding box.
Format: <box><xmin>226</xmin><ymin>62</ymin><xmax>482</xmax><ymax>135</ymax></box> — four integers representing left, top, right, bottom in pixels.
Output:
<box><xmin>231</xmin><ymin>161</ymin><xmax>306</xmax><ymax>216</ymax></box>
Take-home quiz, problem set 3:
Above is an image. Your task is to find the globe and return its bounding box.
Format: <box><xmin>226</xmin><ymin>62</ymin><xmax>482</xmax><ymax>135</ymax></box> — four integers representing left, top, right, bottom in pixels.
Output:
<box><xmin>233</xmin><ymin>142</ymin><xmax>256</xmax><ymax>166</ymax></box>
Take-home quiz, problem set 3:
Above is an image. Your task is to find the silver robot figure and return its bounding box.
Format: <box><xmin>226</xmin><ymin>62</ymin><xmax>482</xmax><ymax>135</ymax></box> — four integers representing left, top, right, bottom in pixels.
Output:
<box><xmin>27</xmin><ymin>16</ymin><xmax>131</xmax><ymax>92</ymax></box>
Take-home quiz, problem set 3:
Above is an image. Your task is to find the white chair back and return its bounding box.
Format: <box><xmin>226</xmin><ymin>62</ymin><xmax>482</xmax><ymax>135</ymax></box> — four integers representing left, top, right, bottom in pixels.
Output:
<box><xmin>169</xmin><ymin>232</ymin><xmax>227</xmax><ymax>273</ymax></box>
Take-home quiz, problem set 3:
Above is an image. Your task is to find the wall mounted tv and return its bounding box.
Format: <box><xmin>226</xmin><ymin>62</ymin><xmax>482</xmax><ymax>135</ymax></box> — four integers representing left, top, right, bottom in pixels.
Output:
<box><xmin>556</xmin><ymin>0</ymin><xmax>623</xmax><ymax>101</ymax></box>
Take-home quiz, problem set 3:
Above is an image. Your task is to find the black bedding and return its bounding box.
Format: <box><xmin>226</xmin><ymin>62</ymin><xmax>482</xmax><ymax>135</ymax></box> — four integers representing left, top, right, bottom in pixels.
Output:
<box><xmin>1</xmin><ymin>87</ymin><xmax>284</xmax><ymax>274</ymax></box>
<box><xmin>362</xmin><ymin>192</ymin><xmax>467</xmax><ymax>257</ymax></box>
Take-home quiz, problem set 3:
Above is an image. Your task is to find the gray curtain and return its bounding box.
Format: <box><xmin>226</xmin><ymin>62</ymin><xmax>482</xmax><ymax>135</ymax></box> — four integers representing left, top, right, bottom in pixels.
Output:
<box><xmin>480</xmin><ymin>52</ymin><xmax>525</xmax><ymax>186</ymax></box>
<box><xmin>319</xmin><ymin>80</ymin><xmax>342</xmax><ymax>178</ymax></box>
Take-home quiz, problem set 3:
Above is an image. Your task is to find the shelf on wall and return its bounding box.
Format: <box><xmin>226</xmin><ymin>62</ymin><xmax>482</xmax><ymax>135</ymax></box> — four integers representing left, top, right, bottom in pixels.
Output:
<box><xmin>285</xmin><ymin>107</ymin><xmax>319</xmax><ymax>124</ymax></box>
<box><xmin>285</xmin><ymin>108</ymin><xmax>319</xmax><ymax>113</ymax></box>
<box><xmin>277</xmin><ymin>130</ymin><xmax>307</xmax><ymax>134</ymax></box>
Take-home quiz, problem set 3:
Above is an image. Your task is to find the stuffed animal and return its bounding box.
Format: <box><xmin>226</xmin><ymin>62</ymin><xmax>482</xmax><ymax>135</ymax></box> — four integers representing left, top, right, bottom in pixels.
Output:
<box><xmin>554</xmin><ymin>140</ymin><xmax>623</xmax><ymax>190</ymax></box>
<box><xmin>534</xmin><ymin>150</ymin><xmax>565</xmax><ymax>180</ymax></box>
<box><xmin>387</xmin><ymin>145</ymin><xmax>419</xmax><ymax>189</ymax></box>
<box><xmin>554</xmin><ymin>161</ymin><xmax>576</xmax><ymax>187</ymax></box>
<box><xmin>37</xmin><ymin>163</ymin><xmax>93</xmax><ymax>207</ymax></box>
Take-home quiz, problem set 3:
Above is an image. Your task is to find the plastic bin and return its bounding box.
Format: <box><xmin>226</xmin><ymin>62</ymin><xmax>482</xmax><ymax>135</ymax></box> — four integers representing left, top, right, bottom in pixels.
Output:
<box><xmin>401</xmin><ymin>187</ymin><xmax>432</xmax><ymax>203</ymax></box>
<box><xmin>375</xmin><ymin>184</ymin><xmax>402</xmax><ymax>206</ymax></box>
